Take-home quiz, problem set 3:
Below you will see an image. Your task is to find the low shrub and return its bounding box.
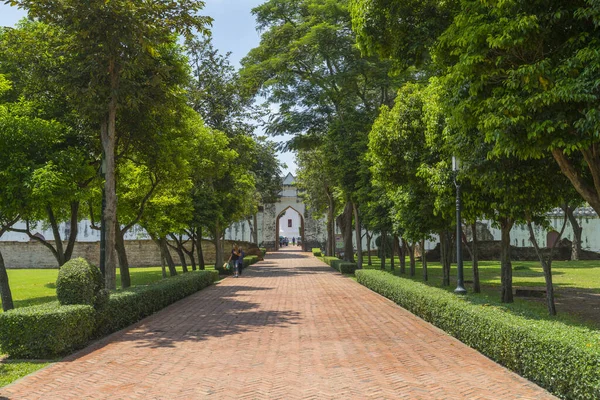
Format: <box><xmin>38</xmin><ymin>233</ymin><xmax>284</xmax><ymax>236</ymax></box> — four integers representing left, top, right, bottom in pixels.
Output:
<box><xmin>259</xmin><ymin>247</ymin><xmax>267</xmax><ymax>256</ymax></box>
<box><xmin>0</xmin><ymin>302</ymin><xmax>95</xmax><ymax>358</ymax></box>
<box><xmin>328</xmin><ymin>259</ymin><xmax>357</xmax><ymax>274</ymax></box>
<box><xmin>243</xmin><ymin>255</ymin><xmax>259</xmax><ymax>268</ymax></box>
<box><xmin>320</xmin><ymin>256</ymin><xmax>338</xmax><ymax>266</ymax></box>
<box><xmin>338</xmin><ymin>262</ymin><xmax>357</xmax><ymax>274</ymax></box>
<box><xmin>312</xmin><ymin>248</ymin><xmax>322</xmax><ymax>257</ymax></box>
<box><xmin>96</xmin><ymin>270</ymin><xmax>218</xmax><ymax>336</ymax></box>
<box><xmin>56</xmin><ymin>258</ymin><xmax>104</xmax><ymax>306</ymax></box>
<box><xmin>356</xmin><ymin>270</ymin><xmax>600</xmax><ymax>400</ymax></box>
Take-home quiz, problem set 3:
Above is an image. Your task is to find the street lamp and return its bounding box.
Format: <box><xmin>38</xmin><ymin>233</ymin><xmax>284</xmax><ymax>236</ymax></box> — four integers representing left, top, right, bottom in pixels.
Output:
<box><xmin>452</xmin><ymin>156</ymin><xmax>467</xmax><ymax>295</ymax></box>
<box><xmin>99</xmin><ymin>154</ymin><xmax>106</xmax><ymax>277</ymax></box>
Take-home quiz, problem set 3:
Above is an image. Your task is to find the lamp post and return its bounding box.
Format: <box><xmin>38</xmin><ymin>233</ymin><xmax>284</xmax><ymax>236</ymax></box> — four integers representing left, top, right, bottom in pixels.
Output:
<box><xmin>452</xmin><ymin>156</ymin><xmax>467</xmax><ymax>295</ymax></box>
<box><xmin>99</xmin><ymin>154</ymin><xmax>106</xmax><ymax>277</ymax></box>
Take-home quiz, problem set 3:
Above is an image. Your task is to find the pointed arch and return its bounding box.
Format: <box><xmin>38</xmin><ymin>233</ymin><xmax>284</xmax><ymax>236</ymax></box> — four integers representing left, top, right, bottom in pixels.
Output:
<box><xmin>275</xmin><ymin>205</ymin><xmax>305</xmax><ymax>250</ymax></box>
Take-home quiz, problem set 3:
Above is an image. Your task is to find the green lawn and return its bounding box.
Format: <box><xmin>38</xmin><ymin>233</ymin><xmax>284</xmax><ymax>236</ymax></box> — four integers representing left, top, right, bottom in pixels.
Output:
<box><xmin>0</xmin><ymin>265</ymin><xmax>215</xmax><ymax>311</ymax></box>
<box><xmin>360</xmin><ymin>257</ymin><xmax>600</xmax><ymax>329</ymax></box>
<box><xmin>0</xmin><ymin>360</ymin><xmax>51</xmax><ymax>388</ymax></box>
<box><xmin>362</xmin><ymin>258</ymin><xmax>600</xmax><ymax>291</ymax></box>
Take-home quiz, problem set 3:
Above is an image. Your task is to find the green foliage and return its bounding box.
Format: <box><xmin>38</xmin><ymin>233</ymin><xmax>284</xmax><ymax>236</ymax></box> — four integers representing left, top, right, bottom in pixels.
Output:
<box><xmin>0</xmin><ymin>360</ymin><xmax>49</xmax><ymax>388</ymax></box>
<box><xmin>330</xmin><ymin>260</ymin><xmax>357</xmax><ymax>274</ymax></box>
<box><xmin>0</xmin><ymin>301</ymin><xmax>95</xmax><ymax>358</ymax></box>
<box><xmin>56</xmin><ymin>258</ymin><xmax>104</xmax><ymax>307</ymax></box>
<box><xmin>95</xmin><ymin>270</ymin><xmax>218</xmax><ymax>336</ymax></box>
<box><xmin>259</xmin><ymin>248</ymin><xmax>267</xmax><ymax>256</ymax></box>
<box><xmin>312</xmin><ymin>248</ymin><xmax>322</xmax><ymax>257</ymax></box>
<box><xmin>356</xmin><ymin>270</ymin><xmax>600</xmax><ymax>399</ymax></box>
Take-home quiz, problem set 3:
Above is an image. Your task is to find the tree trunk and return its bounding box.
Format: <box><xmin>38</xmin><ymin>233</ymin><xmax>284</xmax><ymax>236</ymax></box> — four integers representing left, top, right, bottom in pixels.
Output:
<box><xmin>337</xmin><ymin>201</ymin><xmax>354</xmax><ymax>262</ymax></box>
<box><xmin>366</xmin><ymin>231</ymin><xmax>372</xmax><ymax>266</ymax></box>
<box><xmin>399</xmin><ymin>238</ymin><xmax>406</xmax><ymax>274</ymax></box>
<box><xmin>390</xmin><ymin>234</ymin><xmax>395</xmax><ymax>271</ymax></box>
<box><xmin>529</xmin><ymin>210</ymin><xmax>567</xmax><ymax>315</ymax></box>
<box><xmin>326</xmin><ymin>190</ymin><xmax>335</xmax><ymax>257</ymax></box>
<box><xmin>176</xmin><ymin>247</ymin><xmax>188</xmax><ymax>273</ymax></box>
<box><xmin>101</xmin><ymin>103</ymin><xmax>118</xmax><ymax>290</ymax></box>
<box><xmin>214</xmin><ymin>224</ymin><xmax>224</xmax><ymax>270</ymax></box>
<box><xmin>408</xmin><ymin>241</ymin><xmax>416</xmax><ymax>276</ymax></box>
<box><xmin>471</xmin><ymin>223</ymin><xmax>480</xmax><ymax>293</ymax></box>
<box><xmin>47</xmin><ymin>205</ymin><xmax>66</xmax><ymax>266</ymax></box>
<box><xmin>440</xmin><ymin>230</ymin><xmax>451</xmax><ymax>286</ymax></box>
<box><xmin>565</xmin><ymin>206</ymin><xmax>582</xmax><ymax>261</ymax></box>
<box><xmin>159</xmin><ymin>237</ymin><xmax>177</xmax><ymax>276</ymax></box>
<box><xmin>380</xmin><ymin>231</ymin><xmax>386</xmax><ymax>270</ymax></box>
<box><xmin>526</xmin><ymin>221</ymin><xmax>556</xmax><ymax>315</ymax></box>
<box><xmin>168</xmin><ymin>234</ymin><xmax>188</xmax><ymax>273</ymax></box>
<box><xmin>552</xmin><ymin>148</ymin><xmax>600</xmax><ymax>216</ymax></box>
<box><xmin>352</xmin><ymin>201</ymin><xmax>362</xmax><ymax>269</ymax></box>
<box><xmin>182</xmin><ymin>231</ymin><xmax>197</xmax><ymax>271</ymax></box>
<box><xmin>196</xmin><ymin>227</ymin><xmax>205</xmax><ymax>270</ymax></box>
<box><xmin>253</xmin><ymin>213</ymin><xmax>259</xmax><ymax>244</ymax></box>
<box><xmin>160</xmin><ymin>254</ymin><xmax>167</xmax><ymax>279</ymax></box>
<box><xmin>500</xmin><ymin>217</ymin><xmax>514</xmax><ymax>303</ymax></box>
<box><xmin>64</xmin><ymin>201</ymin><xmax>79</xmax><ymax>263</ymax></box>
<box><xmin>0</xmin><ymin>249</ymin><xmax>14</xmax><ymax>311</ymax></box>
<box><xmin>115</xmin><ymin>225</ymin><xmax>131</xmax><ymax>289</ymax></box>
<box><xmin>421</xmin><ymin>238</ymin><xmax>427</xmax><ymax>281</ymax></box>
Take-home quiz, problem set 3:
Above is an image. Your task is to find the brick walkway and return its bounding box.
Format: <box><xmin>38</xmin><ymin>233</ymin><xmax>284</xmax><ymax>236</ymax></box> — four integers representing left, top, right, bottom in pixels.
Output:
<box><xmin>2</xmin><ymin>249</ymin><xmax>556</xmax><ymax>399</ymax></box>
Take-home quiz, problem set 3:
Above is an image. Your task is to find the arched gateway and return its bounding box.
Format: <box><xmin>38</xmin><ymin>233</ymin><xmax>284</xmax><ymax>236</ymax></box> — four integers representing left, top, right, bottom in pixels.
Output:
<box><xmin>260</xmin><ymin>173</ymin><xmax>326</xmax><ymax>251</ymax></box>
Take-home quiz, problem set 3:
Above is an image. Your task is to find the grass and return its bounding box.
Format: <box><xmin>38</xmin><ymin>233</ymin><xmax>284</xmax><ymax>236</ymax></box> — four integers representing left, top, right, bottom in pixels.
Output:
<box><xmin>0</xmin><ymin>359</ymin><xmax>51</xmax><ymax>388</ymax></box>
<box><xmin>360</xmin><ymin>257</ymin><xmax>600</xmax><ymax>329</ymax></box>
<box><xmin>0</xmin><ymin>264</ymin><xmax>215</xmax><ymax>388</ymax></box>
<box><xmin>362</xmin><ymin>258</ymin><xmax>600</xmax><ymax>291</ymax></box>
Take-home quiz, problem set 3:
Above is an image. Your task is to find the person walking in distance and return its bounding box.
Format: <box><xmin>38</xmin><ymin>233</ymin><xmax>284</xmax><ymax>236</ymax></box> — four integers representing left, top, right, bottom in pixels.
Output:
<box><xmin>228</xmin><ymin>244</ymin><xmax>241</xmax><ymax>277</ymax></box>
<box><xmin>238</xmin><ymin>247</ymin><xmax>245</xmax><ymax>276</ymax></box>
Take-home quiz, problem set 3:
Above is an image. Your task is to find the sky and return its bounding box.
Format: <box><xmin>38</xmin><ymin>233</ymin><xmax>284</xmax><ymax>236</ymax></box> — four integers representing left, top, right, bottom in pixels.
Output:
<box><xmin>0</xmin><ymin>0</ymin><xmax>297</xmax><ymax>175</ymax></box>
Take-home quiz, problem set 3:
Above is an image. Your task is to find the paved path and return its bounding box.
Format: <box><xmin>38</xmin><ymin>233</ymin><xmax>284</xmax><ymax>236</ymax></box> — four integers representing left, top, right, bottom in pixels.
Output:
<box><xmin>2</xmin><ymin>249</ymin><xmax>556</xmax><ymax>399</ymax></box>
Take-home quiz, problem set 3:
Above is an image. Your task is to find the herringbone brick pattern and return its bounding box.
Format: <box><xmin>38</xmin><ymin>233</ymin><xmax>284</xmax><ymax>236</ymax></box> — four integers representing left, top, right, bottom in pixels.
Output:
<box><xmin>2</xmin><ymin>249</ymin><xmax>556</xmax><ymax>399</ymax></box>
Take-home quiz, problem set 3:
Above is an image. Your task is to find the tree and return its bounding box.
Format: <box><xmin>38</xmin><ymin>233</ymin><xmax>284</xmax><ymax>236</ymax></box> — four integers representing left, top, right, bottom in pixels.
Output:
<box><xmin>242</xmin><ymin>0</ymin><xmax>398</xmax><ymax>261</ymax></box>
<box><xmin>0</xmin><ymin>21</ymin><xmax>97</xmax><ymax>267</ymax></box>
<box><xmin>0</xmin><ymin>75</ymin><xmax>67</xmax><ymax>309</ymax></box>
<box><xmin>437</xmin><ymin>0</ymin><xmax>600</xmax><ymax>218</ymax></box>
<box><xmin>11</xmin><ymin>0</ymin><xmax>212</xmax><ymax>289</ymax></box>
<box><xmin>296</xmin><ymin>148</ymin><xmax>339</xmax><ymax>256</ymax></box>
<box><xmin>369</xmin><ymin>83</ymin><xmax>453</xmax><ymax>283</ymax></box>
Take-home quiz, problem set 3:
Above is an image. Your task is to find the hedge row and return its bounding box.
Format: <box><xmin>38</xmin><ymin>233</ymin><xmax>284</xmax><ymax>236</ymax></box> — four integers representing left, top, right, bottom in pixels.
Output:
<box><xmin>318</xmin><ymin>256</ymin><xmax>357</xmax><ymax>274</ymax></box>
<box><xmin>356</xmin><ymin>270</ymin><xmax>600</xmax><ymax>400</ymax></box>
<box><xmin>0</xmin><ymin>302</ymin><xmax>95</xmax><ymax>359</ymax></box>
<box><xmin>0</xmin><ymin>270</ymin><xmax>219</xmax><ymax>359</ymax></box>
<box><xmin>312</xmin><ymin>248</ymin><xmax>322</xmax><ymax>257</ymax></box>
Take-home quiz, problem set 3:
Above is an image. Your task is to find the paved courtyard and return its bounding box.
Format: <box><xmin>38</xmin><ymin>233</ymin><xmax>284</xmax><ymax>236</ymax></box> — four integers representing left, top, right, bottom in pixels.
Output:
<box><xmin>2</xmin><ymin>249</ymin><xmax>556</xmax><ymax>399</ymax></box>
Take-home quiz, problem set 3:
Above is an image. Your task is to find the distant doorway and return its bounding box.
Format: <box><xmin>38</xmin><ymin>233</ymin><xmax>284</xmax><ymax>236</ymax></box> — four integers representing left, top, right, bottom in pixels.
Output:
<box><xmin>275</xmin><ymin>206</ymin><xmax>305</xmax><ymax>250</ymax></box>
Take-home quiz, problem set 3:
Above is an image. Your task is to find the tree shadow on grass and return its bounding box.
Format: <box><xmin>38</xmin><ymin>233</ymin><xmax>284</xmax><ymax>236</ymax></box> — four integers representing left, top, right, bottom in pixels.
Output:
<box><xmin>10</xmin><ymin>296</ymin><xmax>57</xmax><ymax>309</ymax></box>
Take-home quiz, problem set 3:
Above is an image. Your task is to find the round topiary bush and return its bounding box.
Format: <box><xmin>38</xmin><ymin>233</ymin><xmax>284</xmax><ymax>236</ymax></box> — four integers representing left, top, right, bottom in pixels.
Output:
<box><xmin>56</xmin><ymin>258</ymin><xmax>105</xmax><ymax>306</ymax></box>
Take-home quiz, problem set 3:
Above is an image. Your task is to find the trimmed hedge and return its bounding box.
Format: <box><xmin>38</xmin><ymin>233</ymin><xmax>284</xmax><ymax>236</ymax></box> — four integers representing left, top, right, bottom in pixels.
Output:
<box><xmin>356</xmin><ymin>270</ymin><xmax>600</xmax><ymax>400</ymax></box>
<box><xmin>312</xmin><ymin>248</ymin><xmax>322</xmax><ymax>257</ymax></box>
<box><xmin>56</xmin><ymin>258</ymin><xmax>104</xmax><ymax>306</ymax></box>
<box><xmin>0</xmin><ymin>302</ymin><xmax>95</xmax><ymax>358</ymax></box>
<box><xmin>319</xmin><ymin>256</ymin><xmax>356</xmax><ymax>274</ymax></box>
<box><xmin>96</xmin><ymin>269</ymin><xmax>218</xmax><ymax>336</ymax></box>
<box><xmin>259</xmin><ymin>247</ymin><xmax>267</xmax><ymax>256</ymax></box>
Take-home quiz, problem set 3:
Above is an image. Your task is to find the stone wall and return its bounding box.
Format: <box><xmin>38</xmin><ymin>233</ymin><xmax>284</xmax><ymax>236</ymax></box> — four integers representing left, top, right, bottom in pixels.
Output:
<box><xmin>0</xmin><ymin>239</ymin><xmax>258</xmax><ymax>269</ymax></box>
